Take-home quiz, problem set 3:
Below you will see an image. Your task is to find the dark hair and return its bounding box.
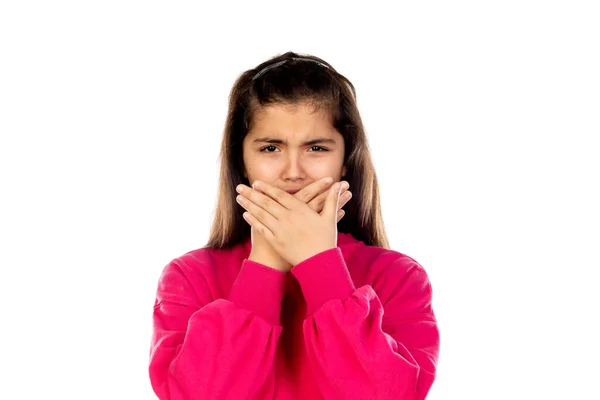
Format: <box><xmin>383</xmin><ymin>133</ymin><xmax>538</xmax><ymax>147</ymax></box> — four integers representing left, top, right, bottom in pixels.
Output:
<box><xmin>205</xmin><ymin>51</ymin><xmax>389</xmax><ymax>249</ymax></box>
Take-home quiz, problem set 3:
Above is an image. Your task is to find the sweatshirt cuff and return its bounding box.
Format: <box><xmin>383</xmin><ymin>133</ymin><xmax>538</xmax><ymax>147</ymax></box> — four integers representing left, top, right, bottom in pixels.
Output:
<box><xmin>228</xmin><ymin>259</ymin><xmax>287</xmax><ymax>325</ymax></box>
<box><xmin>291</xmin><ymin>247</ymin><xmax>356</xmax><ymax>315</ymax></box>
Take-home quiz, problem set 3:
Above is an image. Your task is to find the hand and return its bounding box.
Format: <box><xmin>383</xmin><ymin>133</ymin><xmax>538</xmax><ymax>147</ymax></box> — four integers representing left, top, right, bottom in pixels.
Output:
<box><xmin>300</xmin><ymin>178</ymin><xmax>352</xmax><ymax>222</ymax></box>
<box><xmin>244</xmin><ymin>178</ymin><xmax>351</xmax><ymax>272</ymax></box>
<box><xmin>248</xmin><ymin>224</ymin><xmax>291</xmax><ymax>272</ymax></box>
<box><xmin>236</xmin><ymin>179</ymin><xmax>344</xmax><ymax>266</ymax></box>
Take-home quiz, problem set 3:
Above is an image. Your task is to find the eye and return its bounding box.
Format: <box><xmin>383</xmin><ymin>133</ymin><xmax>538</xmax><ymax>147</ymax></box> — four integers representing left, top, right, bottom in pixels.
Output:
<box><xmin>259</xmin><ymin>145</ymin><xmax>278</xmax><ymax>153</ymax></box>
<box><xmin>259</xmin><ymin>145</ymin><xmax>329</xmax><ymax>153</ymax></box>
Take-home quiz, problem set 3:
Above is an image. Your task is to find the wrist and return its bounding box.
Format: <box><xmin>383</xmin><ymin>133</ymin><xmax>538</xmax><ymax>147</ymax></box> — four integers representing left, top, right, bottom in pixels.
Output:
<box><xmin>249</xmin><ymin>251</ymin><xmax>292</xmax><ymax>272</ymax></box>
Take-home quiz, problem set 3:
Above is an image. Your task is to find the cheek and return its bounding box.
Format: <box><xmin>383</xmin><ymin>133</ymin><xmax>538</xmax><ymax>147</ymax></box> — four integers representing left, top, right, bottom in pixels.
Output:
<box><xmin>246</xmin><ymin>163</ymin><xmax>277</xmax><ymax>182</ymax></box>
<box><xmin>317</xmin><ymin>157</ymin><xmax>345</xmax><ymax>177</ymax></box>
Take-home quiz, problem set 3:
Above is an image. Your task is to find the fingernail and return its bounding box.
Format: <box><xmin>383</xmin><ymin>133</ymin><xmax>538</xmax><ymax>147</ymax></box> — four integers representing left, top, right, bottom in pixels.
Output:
<box><xmin>341</xmin><ymin>182</ymin><xmax>349</xmax><ymax>190</ymax></box>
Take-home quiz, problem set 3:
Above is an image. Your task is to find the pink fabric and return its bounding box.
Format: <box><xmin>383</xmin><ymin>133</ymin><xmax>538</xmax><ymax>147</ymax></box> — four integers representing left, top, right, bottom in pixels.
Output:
<box><xmin>149</xmin><ymin>232</ymin><xmax>439</xmax><ymax>399</ymax></box>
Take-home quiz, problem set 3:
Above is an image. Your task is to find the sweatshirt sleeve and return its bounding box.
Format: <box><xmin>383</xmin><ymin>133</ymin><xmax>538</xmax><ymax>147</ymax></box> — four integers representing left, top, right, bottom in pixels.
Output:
<box><xmin>291</xmin><ymin>247</ymin><xmax>440</xmax><ymax>400</ymax></box>
<box><xmin>149</xmin><ymin>256</ymin><xmax>287</xmax><ymax>400</ymax></box>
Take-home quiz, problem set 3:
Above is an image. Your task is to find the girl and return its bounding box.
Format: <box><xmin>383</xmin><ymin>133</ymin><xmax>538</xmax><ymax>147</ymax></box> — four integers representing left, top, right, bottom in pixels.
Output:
<box><xmin>149</xmin><ymin>52</ymin><xmax>439</xmax><ymax>399</ymax></box>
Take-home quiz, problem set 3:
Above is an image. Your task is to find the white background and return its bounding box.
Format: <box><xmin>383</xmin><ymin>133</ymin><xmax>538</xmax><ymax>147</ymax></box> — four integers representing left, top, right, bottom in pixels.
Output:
<box><xmin>1</xmin><ymin>1</ymin><xmax>598</xmax><ymax>399</ymax></box>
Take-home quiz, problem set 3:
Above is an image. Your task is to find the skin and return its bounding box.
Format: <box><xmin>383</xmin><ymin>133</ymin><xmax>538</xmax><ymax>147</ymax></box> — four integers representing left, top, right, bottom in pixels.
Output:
<box><xmin>236</xmin><ymin>179</ymin><xmax>344</xmax><ymax>268</ymax></box>
<box><xmin>239</xmin><ymin>102</ymin><xmax>352</xmax><ymax>272</ymax></box>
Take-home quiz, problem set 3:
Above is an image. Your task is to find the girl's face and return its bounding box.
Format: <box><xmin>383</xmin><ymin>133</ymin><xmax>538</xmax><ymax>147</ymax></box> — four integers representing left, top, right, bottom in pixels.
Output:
<box><xmin>242</xmin><ymin>103</ymin><xmax>346</xmax><ymax>193</ymax></box>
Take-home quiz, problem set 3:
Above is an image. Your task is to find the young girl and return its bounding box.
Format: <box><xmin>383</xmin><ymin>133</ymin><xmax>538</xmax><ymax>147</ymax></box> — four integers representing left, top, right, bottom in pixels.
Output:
<box><xmin>149</xmin><ymin>52</ymin><xmax>440</xmax><ymax>399</ymax></box>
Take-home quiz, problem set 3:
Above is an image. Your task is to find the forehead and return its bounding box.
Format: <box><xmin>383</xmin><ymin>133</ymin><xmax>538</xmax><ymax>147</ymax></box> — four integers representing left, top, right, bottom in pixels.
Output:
<box><xmin>249</xmin><ymin>103</ymin><xmax>336</xmax><ymax>135</ymax></box>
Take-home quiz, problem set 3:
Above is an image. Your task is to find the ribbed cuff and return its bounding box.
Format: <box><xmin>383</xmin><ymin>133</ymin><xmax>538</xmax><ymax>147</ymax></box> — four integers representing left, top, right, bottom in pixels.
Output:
<box><xmin>291</xmin><ymin>247</ymin><xmax>356</xmax><ymax>315</ymax></box>
<box><xmin>228</xmin><ymin>259</ymin><xmax>287</xmax><ymax>325</ymax></box>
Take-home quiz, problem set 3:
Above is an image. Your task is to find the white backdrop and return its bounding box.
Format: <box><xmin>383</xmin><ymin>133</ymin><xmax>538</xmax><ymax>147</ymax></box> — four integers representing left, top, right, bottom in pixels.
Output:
<box><xmin>1</xmin><ymin>1</ymin><xmax>598</xmax><ymax>399</ymax></box>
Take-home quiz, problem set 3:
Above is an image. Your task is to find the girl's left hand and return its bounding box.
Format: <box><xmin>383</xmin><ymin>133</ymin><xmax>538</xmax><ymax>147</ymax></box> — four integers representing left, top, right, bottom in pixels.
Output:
<box><xmin>236</xmin><ymin>180</ymin><xmax>343</xmax><ymax>267</ymax></box>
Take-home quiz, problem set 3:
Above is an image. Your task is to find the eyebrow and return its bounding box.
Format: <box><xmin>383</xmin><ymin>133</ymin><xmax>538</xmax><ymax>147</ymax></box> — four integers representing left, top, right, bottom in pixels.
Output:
<box><xmin>252</xmin><ymin>137</ymin><xmax>337</xmax><ymax>146</ymax></box>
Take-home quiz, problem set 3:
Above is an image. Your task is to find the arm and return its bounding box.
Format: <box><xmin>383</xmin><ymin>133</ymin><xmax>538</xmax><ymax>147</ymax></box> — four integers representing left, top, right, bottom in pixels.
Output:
<box><xmin>291</xmin><ymin>248</ymin><xmax>440</xmax><ymax>400</ymax></box>
<box><xmin>149</xmin><ymin>256</ymin><xmax>286</xmax><ymax>400</ymax></box>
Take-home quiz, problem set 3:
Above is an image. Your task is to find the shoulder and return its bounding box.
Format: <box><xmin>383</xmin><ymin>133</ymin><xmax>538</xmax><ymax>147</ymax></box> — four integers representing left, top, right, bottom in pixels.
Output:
<box><xmin>160</xmin><ymin>246</ymin><xmax>217</xmax><ymax>279</ymax></box>
<box><xmin>345</xmin><ymin>241</ymin><xmax>426</xmax><ymax>281</ymax></box>
<box><xmin>346</xmin><ymin>244</ymin><xmax>432</xmax><ymax>307</ymax></box>
<box><xmin>339</xmin><ymin>232</ymin><xmax>423</xmax><ymax>274</ymax></box>
<box><xmin>165</xmin><ymin>243</ymin><xmax>245</xmax><ymax>274</ymax></box>
<box><xmin>156</xmin><ymin>244</ymin><xmax>246</xmax><ymax>301</ymax></box>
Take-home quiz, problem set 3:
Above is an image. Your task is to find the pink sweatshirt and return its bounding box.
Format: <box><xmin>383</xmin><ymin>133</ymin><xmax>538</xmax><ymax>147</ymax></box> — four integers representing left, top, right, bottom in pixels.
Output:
<box><xmin>149</xmin><ymin>232</ymin><xmax>439</xmax><ymax>399</ymax></box>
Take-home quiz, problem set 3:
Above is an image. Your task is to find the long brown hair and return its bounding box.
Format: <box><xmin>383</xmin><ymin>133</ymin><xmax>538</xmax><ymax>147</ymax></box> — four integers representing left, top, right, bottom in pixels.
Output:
<box><xmin>205</xmin><ymin>51</ymin><xmax>389</xmax><ymax>249</ymax></box>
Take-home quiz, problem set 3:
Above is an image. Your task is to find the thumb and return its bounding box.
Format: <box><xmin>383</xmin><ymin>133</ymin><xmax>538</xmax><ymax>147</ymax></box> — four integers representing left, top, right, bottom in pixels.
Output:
<box><xmin>326</xmin><ymin>182</ymin><xmax>342</xmax><ymax>220</ymax></box>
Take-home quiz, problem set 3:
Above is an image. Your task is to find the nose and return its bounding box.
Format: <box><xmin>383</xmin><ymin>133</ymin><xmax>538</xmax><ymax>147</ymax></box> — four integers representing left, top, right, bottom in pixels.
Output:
<box><xmin>281</xmin><ymin>151</ymin><xmax>306</xmax><ymax>181</ymax></box>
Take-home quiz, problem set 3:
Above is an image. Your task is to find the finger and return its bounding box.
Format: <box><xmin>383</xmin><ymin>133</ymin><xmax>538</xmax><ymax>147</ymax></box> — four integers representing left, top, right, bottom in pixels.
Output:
<box><xmin>242</xmin><ymin>212</ymin><xmax>276</xmax><ymax>241</ymax></box>
<box><xmin>305</xmin><ymin>189</ymin><xmax>329</xmax><ymax>213</ymax></box>
<box><xmin>236</xmin><ymin>183</ymin><xmax>287</xmax><ymax>219</ymax></box>
<box><xmin>306</xmin><ymin>181</ymin><xmax>349</xmax><ymax>213</ymax></box>
<box><xmin>338</xmin><ymin>190</ymin><xmax>352</xmax><ymax>209</ymax></box>
<box><xmin>236</xmin><ymin>194</ymin><xmax>279</xmax><ymax>230</ymax></box>
<box><xmin>337</xmin><ymin>209</ymin><xmax>345</xmax><ymax>223</ymax></box>
<box><xmin>325</xmin><ymin>182</ymin><xmax>342</xmax><ymax>220</ymax></box>
<box><xmin>295</xmin><ymin>177</ymin><xmax>333</xmax><ymax>204</ymax></box>
<box><xmin>252</xmin><ymin>180</ymin><xmax>302</xmax><ymax>211</ymax></box>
